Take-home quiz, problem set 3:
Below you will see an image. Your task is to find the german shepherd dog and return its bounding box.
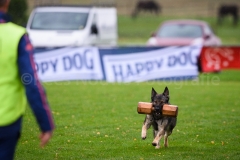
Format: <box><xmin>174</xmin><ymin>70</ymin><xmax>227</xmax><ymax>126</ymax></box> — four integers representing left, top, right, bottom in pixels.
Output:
<box><xmin>141</xmin><ymin>87</ymin><xmax>177</xmax><ymax>149</ymax></box>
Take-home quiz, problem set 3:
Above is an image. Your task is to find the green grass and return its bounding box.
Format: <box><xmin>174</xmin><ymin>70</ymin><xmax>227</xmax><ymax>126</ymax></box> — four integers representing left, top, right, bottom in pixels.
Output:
<box><xmin>118</xmin><ymin>15</ymin><xmax>240</xmax><ymax>46</ymax></box>
<box><xmin>15</xmin><ymin>70</ymin><xmax>240</xmax><ymax>160</ymax></box>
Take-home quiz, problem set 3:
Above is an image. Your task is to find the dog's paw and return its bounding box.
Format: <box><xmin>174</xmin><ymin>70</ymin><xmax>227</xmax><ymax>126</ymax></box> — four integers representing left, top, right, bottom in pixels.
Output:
<box><xmin>164</xmin><ymin>144</ymin><xmax>168</xmax><ymax>148</ymax></box>
<box><xmin>142</xmin><ymin>136</ymin><xmax>146</xmax><ymax>140</ymax></box>
<box><xmin>141</xmin><ymin>131</ymin><xmax>147</xmax><ymax>140</ymax></box>
<box><xmin>152</xmin><ymin>142</ymin><xmax>160</xmax><ymax>149</ymax></box>
<box><xmin>152</xmin><ymin>142</ymin><xmax>157</xmax><ymax>146</ymax></box>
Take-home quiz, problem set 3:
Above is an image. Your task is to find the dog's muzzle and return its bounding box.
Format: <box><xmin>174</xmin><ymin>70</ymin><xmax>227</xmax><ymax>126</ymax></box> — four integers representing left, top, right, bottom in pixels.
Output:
<box><xmin>154</xmin><ymin>106</ymin><xmax>162</xmax><ymax>115</ymax></box>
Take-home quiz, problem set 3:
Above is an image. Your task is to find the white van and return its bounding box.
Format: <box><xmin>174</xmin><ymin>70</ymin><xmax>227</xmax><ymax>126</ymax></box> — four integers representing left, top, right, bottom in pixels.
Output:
<box><xmin>26</xmin><ymin>6</ymin><xmax>118</xmax><ymax>48</ymax></box>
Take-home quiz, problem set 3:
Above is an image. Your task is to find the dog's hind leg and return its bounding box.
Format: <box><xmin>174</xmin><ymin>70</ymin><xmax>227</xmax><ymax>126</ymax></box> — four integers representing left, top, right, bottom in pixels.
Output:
<box><xmin>141</xmin><ymin>115</ymin><xmax>153</xmax><ymax>139</ymax></box>
<box><xmin>164</xmin><ymin>132</ymin><xmax>169</xmax><ymax>147</ymax></box>
<box><xmin>164</xmin><ymin>131</ymin><xmax>172</xmax><ymax>147</ymax></box>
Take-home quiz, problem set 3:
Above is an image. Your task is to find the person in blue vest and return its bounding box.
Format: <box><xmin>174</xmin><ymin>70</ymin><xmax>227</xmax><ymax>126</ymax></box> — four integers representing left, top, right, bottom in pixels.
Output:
<box><xmin>0</xmin><ymin>0</ymin><xmax>55</xmax><ymax>159</ymax></box>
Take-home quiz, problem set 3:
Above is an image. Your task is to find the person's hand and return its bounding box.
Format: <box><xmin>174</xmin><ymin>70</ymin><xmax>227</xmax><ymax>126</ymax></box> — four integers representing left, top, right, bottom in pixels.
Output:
<box><xmin>39</xmin><ymin>131</ymin><xmax>53</xmax><ymax>148</ymax></box>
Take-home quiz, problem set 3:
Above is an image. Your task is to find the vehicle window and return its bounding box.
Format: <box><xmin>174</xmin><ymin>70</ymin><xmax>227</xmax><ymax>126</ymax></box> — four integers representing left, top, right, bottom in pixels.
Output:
<box><xmin>157</xmin><ymin>24</ymin><xmax>203</xmax><ymax>38</ymax></box>
<box><xmin>204</xmin><ymin>25</ymin><xmax>213</xmax><ymax>35</ymax></box>
<box><xmin>30</xmin><ymin>12</ymin><xmax>89</xmax><ymax>30</ymax></box>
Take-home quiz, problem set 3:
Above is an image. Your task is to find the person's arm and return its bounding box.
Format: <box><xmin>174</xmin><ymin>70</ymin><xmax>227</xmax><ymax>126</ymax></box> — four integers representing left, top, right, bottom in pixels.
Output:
<box><xmin>17</xmin><ymin>34</ymin><xmax>55</xmax><ymax>147</ymax></box>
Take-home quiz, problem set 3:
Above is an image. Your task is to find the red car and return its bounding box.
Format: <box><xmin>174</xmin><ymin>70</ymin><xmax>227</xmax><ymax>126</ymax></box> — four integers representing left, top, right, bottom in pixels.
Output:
<box><xmin>147</xmin><ymin>19</ymin><xmax>222</xmax><ymax>46</ymax></box>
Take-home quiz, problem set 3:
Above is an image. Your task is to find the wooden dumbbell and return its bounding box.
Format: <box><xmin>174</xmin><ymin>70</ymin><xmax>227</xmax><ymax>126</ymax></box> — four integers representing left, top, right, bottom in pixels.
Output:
<box><xmin>137</xmin><ymin>102</ymin><xmax>178</xmax><ymax>117</ymax></box>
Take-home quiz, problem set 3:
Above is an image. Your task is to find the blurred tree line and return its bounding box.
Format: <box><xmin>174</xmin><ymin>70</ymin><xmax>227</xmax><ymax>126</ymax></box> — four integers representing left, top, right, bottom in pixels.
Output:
<box><xmin>8</xmin><ymin>0</ymin><xmax>28</xmax><ymax>26</ymax></box>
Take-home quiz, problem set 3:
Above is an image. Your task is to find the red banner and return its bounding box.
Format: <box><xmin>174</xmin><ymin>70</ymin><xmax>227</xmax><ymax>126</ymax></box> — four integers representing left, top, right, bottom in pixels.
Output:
<box><xmin>200</xmin><ymin>47</ymin><xmax>240</xmax><ymax>72</ymax></box>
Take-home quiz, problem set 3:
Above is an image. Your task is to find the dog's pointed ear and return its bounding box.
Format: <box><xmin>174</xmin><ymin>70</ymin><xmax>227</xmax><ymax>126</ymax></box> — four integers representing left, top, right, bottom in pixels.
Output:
<box><xmin>151</xmin><ymin>87</ymin><xmax>157</xmax><ymax>101</ymax></box>
<box><xmin>163</xmin><ymin>86</ymin><xmax>169</xmax><ymax>96</ymax></box>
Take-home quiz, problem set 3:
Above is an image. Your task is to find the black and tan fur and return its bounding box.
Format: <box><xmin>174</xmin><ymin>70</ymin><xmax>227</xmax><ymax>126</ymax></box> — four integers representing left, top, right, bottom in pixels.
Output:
<box><xmin>141</xmin><ymin>87</ymin><xmax>177</xmax><ymax>149</ymax></box>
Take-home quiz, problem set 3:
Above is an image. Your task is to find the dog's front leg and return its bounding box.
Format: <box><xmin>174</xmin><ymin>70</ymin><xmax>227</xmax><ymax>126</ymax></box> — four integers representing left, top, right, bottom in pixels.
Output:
<box><xmin>152</xmin><ymin>128</ymin><xmax>164</xmax><ymax>149</ymax></box>
<box><xmin>141</xmin><ymin>114</ymin><xmax>153</xmax><ymax>140</ymax></box>
<box><xmin>153</xmin><ymin>129</ymin><xmax>160</xmax><ymax>149</ymax></box>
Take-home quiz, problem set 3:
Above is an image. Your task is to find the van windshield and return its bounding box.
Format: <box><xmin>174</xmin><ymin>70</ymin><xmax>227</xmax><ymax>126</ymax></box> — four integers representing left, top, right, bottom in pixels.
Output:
<box><xmin>30</xmin><ymin>12</ymin><xmax>89</xmax><ymax>30</ymax></box>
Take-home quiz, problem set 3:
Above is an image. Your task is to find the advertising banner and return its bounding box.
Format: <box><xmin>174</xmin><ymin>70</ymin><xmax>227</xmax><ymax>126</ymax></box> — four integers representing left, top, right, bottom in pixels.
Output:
<box><xmin>34</xmin><ymin>47</ymin><xmax>103</xmax><ymax>82</ymax></box>
<box><xmin>101</xmin><ymin>46</ymin><xmax>202</xmax><ymax>82</ymax></box>
<box><xmin>200</xmin><ymin>47</ymin><xmax>240</xmax><ymax>72</ymax></box>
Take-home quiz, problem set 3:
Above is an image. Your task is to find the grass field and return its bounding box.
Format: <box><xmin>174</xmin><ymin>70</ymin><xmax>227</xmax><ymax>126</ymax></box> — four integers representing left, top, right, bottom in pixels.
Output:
<box><xmin>118</xmin><ymin>15</ymin><xmax>240</xmax><ymax>46</ymax></box>
<box><xmin>15</xmin><ymin>70</ymin><xmax>240</xmax><ymax>160</ymax></box>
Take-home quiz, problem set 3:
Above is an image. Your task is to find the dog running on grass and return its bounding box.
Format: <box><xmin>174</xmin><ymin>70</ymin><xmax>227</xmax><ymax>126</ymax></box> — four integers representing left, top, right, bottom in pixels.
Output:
<box><xmin>141</xmin><ymin>87</ymin><xmax>177</xmax><ymax>149</ymax></box>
